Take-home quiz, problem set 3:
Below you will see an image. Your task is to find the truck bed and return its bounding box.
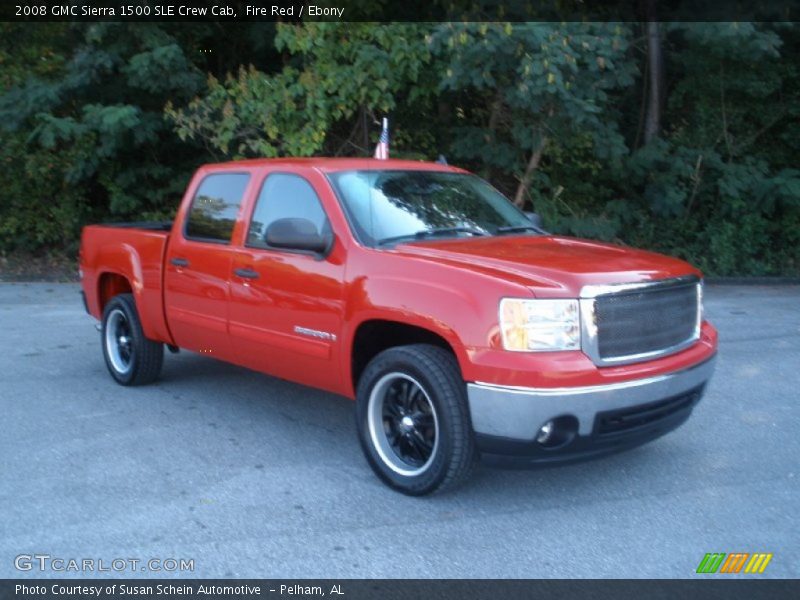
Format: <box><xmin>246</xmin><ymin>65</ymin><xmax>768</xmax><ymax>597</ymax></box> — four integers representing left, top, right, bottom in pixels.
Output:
<box><xmin>80</xmin><ymin>222</ymin><xmax>173</xmax><ymax>343</ymax></box>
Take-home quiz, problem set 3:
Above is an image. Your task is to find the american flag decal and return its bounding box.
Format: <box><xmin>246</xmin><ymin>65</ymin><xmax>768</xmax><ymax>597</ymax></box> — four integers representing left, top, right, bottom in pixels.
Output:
<box><xmin>374</xmin><ymin>117</ymin><xmax>389</xmax><ymax>160</ymax></box>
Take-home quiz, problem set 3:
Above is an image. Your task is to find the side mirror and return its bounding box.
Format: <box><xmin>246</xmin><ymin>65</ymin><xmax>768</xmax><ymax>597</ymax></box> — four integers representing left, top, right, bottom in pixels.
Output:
<box><xmin>525</xmin><ymin>212</ymin><xmax>544</xmax><ymax>229</ymax></box>
<box><xmin>266</xmin><ymin>218</ymin><xmax>331</xmax><ymax>254</ymax></box>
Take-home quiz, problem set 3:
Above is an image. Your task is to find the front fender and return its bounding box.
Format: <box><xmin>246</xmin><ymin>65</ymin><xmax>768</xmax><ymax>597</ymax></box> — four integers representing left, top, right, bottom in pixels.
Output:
<box><xmin>341</xmin><ymin>274</ymin><xmax>501</xmax><ymax>394</ymax></box>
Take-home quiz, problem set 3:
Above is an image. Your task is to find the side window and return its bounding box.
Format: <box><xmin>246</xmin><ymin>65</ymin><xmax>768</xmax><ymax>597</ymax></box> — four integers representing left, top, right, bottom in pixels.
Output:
<box><xmin>247</xmin><ymin>173</ymin><xmax>329</xmax><ymax>249</ymax></box>
<box><xmin>185</xmin><ymin>173</ymin><xmax>250</xmax><ymax>243</ymax></box>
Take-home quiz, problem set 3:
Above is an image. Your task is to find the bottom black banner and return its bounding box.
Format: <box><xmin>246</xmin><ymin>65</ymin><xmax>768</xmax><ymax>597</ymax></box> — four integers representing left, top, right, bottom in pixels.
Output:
<box><xmin>1</xmin><ymin>580</ymin><xmax>797</xmax><ymax>600</ymax></box>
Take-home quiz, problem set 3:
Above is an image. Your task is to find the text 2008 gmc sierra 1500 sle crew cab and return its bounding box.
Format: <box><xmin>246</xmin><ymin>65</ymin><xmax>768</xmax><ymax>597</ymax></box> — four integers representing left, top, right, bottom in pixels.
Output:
<box><xmin>80</xmin><ymin>158</ymin><xmax>718</xmax><ymax>495</ymax></box>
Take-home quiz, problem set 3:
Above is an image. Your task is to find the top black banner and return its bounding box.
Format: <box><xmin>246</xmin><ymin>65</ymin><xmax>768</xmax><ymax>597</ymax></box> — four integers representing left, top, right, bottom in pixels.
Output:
<box><xmin>3</xmin><ymin>0</ymin><xmax>799</xmax><ymax>22</ymax></box>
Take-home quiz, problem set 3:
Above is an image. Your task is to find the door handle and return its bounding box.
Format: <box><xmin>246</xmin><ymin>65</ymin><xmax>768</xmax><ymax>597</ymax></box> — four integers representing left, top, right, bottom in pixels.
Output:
<box><xmin>234</xmin><ymin>268</ymin><xmax>259</xmax><ymax>280</ymax></box>
<box><xmin>170</xmin><ymin>257</ymin><xmax>189</xmax><ymax>267</ymax></box>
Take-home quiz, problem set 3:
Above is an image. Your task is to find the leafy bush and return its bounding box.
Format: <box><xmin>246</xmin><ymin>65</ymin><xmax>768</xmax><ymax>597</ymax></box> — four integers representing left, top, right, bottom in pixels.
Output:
<box><xmin>1</xmin><ymin>22</ymin><xmax>798</xmax><ymax>275</ymax></box>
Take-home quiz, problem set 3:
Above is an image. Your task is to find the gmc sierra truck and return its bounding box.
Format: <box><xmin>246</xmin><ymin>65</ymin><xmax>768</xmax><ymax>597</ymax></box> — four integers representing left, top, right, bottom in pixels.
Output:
<box><xmin>79</xmin><ymin>158</ymin><xmax>718</xmax><ymax>495</ymax></box>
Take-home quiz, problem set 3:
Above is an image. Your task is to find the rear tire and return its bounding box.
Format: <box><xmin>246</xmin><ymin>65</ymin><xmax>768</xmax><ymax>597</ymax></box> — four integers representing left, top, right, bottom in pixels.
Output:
<box><xmin>355</xmin><ymin>344</ymin><xmax>476</xmax><ymax>495</ymax></box>
<box><xmin>101</xmin><ymin>293</ymin><xmax>163</xmax><ymax>386</ymax></box>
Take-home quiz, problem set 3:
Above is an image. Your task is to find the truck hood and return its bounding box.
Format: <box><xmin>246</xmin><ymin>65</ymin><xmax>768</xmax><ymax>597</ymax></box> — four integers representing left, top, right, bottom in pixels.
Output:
<box><xmin>391</xmin><ymin>235</ymin><xmax>700</xmax><ymax>298</ymax></box>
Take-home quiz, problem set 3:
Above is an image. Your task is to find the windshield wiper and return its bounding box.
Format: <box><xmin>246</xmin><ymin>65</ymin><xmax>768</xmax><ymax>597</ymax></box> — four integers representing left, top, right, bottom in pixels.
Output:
<box><xmin>378</xmin><ymin>227</ymin><xmax>488</xmax><ymax>246</ymax></box>
<box><xmin>495</xmin><ymin>225</ymin><xmax>542</xmax><ymax>235</ymax></box>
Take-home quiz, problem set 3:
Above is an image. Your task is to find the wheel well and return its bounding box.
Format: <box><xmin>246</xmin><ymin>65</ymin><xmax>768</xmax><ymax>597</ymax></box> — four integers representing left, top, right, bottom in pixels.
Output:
<box><xmin>351</xmin><ymin>320</ymin><xmax>457</xmax><ymax>390</ymax></box>
<box><xmin>97</xmin><ymin>273</ymin><xmax>132</xmax><ymax>312</ymax></box>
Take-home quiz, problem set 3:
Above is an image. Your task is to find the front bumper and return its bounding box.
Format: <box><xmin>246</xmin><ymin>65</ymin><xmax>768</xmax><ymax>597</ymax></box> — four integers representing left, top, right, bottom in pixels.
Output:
<box><xmin>467</xmin><ymin>355</ymin><xmax>716</xmax><ymax>464</ymax></box>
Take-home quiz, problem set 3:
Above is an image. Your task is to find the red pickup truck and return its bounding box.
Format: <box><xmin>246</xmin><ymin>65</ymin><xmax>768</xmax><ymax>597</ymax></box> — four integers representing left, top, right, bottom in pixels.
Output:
<box><xmin>80</xmin><ymin>158</ymin><xmax>717</xmax><ymax>495</ymax></box>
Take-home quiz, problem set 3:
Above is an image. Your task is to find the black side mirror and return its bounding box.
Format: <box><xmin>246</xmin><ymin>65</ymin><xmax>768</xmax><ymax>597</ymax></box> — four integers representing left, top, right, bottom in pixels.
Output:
<box><xmin>266</xmin><ymin>218</ymin><xmax>331</xmax><ymax>254</ymax></box>
<box><xmin>525</xmin><ymin>212</ymin><xmax>544</xmax><ymax>229</ymax></box>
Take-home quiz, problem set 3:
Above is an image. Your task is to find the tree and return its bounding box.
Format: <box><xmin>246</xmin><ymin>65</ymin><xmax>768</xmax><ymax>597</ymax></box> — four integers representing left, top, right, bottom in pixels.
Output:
<box><xmin>431</xmin><ymin>22</ymin><xmax>637</xmax><ymax>206</ymax></box>
<box><xmin>617</xmin><ymin>22</ymin><xmax>800</xmax><ymax>274</ymax></box>
<box><xmin>1</xmin><ymin>20</ymin><xmax>797</xmax><ymax>276</ymax></box>
<box><xmin>0</xmin><ymin>24</ymin><xmax>85</xmax><ymax>253</ymax></box>
<box><xmin>166</xmin><ymin>23</ymin><xmax>436</xmax><ymax>159</ymax></box>
<box><xmin>0</xmin><ymin>22</ymin><xmax>283</xmax><ymax>253</ymax></box>
<box><xmin>643</xmin><ymin>0</ymin><xmax>664</xmax><ymax>143</ymax></box>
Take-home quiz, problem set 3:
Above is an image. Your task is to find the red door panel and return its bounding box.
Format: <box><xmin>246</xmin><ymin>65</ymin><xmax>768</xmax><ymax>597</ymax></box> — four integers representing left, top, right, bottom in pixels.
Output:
<box><xmin>164</xmin><ymin>240</ymin><xmax>236</xmax><ymax>360</ymax></box>
<box><xmin>229</xmin><ymin>247</ymin><xmax>346</xmax><ymax>394</ymax></box>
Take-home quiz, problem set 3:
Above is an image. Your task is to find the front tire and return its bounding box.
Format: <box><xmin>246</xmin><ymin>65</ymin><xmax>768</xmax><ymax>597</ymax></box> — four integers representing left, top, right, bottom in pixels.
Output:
<box><xmin>355</xmin><ymin>344</ymin><xmax>476</xmax><ymax>495</ymax></box>
<box><xmin>101</xmin><ymin>293</ymin><xmax>163</xmax><ymax>386</ymax></box>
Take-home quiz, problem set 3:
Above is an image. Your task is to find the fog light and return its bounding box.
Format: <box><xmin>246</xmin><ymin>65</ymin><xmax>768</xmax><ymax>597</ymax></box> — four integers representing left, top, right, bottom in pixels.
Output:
<box><xmin>536</xmin><ymin>421</ymin><xmax>554</xmax><ymax>444</ymax></box>
<box><xmin>535</xmin><ymin>416</ymin><xmax>579</xmax><ymax>449</ymax></box>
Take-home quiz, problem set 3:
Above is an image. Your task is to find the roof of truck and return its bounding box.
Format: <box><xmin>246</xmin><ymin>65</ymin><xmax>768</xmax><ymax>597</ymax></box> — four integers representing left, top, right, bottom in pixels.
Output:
<box><xmin>201</xmin><ymin>157</ymin><xmax>469</xmax><ymax>174</ymax></box>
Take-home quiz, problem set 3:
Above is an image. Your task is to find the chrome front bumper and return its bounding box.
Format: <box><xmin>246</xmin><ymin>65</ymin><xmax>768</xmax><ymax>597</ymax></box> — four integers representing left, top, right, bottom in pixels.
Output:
<box><xmin>466</xmin><ymin>355</ymin><xmax>716</xmax><ymax>442</ymax></box>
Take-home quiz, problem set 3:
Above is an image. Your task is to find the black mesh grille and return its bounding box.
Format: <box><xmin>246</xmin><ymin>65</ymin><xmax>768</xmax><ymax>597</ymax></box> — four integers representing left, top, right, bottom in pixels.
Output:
<box><xmin>595</xmin><ymin>282</ymin><xmax>698</xmax><ymax>360</ymax></box>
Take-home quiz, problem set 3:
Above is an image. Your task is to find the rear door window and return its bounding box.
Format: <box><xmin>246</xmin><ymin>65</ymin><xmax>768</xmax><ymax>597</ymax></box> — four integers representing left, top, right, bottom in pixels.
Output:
<box><xmin>185</xmin><ymin>173</ymin><xmax>250</xmax><ymax>243</ymax></box>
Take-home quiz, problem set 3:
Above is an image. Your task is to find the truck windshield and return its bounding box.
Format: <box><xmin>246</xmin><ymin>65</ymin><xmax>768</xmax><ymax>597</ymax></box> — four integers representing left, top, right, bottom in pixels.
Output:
<box><xmin>328</xmin><ymin>170</ymin><xmax>538</xmax><ymax>246</ymax></box>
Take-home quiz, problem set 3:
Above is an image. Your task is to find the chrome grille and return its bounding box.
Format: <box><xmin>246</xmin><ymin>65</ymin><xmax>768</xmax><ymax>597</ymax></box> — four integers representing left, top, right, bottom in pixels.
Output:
<box><xmin>580</xmin><ymin>276</ymin><xmax>701</xmax><ymax>366</ymax></box>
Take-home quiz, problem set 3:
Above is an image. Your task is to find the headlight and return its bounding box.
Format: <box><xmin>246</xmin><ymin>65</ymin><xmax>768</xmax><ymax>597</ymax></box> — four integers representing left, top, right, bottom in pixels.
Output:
<box><xmin>499</xmin><ymin>298</ymin><xmax>581</xmax><ymax>352</ymax></box>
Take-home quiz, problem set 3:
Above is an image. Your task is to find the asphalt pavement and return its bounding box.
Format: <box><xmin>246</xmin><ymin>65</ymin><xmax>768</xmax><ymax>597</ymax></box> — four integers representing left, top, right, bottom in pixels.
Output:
<box><xmin>0</xmin><ymin>282</ymin><xmax>797</xmax><ymax>578</ymax></box>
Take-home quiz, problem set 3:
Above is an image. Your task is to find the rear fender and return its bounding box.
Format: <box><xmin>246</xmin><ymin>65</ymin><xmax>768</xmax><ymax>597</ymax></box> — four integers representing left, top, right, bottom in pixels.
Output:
<box><xmin>93</xmin><ymin>242</ymin><xmax>171</xmax><ymax>344</ymax></box>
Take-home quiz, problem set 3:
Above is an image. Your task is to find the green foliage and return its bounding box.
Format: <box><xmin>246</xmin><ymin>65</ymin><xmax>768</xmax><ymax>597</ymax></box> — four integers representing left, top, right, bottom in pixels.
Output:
<box><xmin>521</xmin><ymin>22</ymin><xmax>800</xmax><ymax>275</ymax></box>
<box><xmin>0</xmin><ymin>132</ymin><xmax>89</xmax><ymax>254</ymax></box>
<box><xmin>0</xmin><ymin>24</ymin><xmax>208</xmax><ymax>225</ymax></box>
<box><xmin>167</xmin><ymin>23</ymin><xmax>435</xmax><ymax>158</ymax></box>
<box><xmin>1</xmin><ymin>21</ymin><xmax>798</xmax><ymax>275</ymax></box>
<box><xmin>0</xmin><ymin>22</ymin><xmax>281</xmax><ymax>253</ymax></box>
<box><xmin>433</xmin><ymin>22</ymin><xmax>635</xmax><ymax>168</ymax></box>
